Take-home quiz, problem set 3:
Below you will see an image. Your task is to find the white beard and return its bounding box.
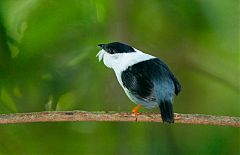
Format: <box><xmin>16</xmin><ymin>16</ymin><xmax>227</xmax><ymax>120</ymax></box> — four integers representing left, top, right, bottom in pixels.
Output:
<box><xmin>96</xmin><ymin>48</ymin><xmax>155</xmax><ymax>87</ymax></box>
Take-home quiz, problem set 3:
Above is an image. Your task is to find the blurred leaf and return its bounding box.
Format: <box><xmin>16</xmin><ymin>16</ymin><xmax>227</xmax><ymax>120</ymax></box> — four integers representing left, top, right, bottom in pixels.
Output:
<box><xmin>45</xmin><ymin>95</ymin><xmax>53</xmax><ymax>111</ymax></box>
<box><xmin>0</xmin><ymin>88</ymin><xmax>16</xmax><ymax>112</ymax></box>
<box><xmin>58</xmin><ymin>91</ymin><xmax>79</xmax><ymax>110</ymax></box>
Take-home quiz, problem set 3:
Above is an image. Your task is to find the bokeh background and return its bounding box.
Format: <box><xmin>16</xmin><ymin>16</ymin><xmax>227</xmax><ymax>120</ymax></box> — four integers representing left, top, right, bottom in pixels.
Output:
<box><xmin>0</xmin><ymin>0</ymin><xmax>239</xmax><ymax>154</ymax></box>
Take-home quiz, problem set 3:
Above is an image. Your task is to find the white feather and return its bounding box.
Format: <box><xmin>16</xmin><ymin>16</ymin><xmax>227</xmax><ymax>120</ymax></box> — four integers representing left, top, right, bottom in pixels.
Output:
<box><xmin>96</xmin><ymin>48</ymin><xmax>155</xmax><ymax>87</ymax></box>
<box><xmin>96</xmin><ymin>49</ymin><xmax>105</xmax><ymax>62</ymax></box>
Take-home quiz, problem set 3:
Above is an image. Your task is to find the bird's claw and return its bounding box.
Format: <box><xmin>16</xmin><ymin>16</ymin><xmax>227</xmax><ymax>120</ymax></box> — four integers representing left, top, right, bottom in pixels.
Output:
<box><xmin>131</xmin><ymin>111</ymin><xmax>140</xmax><ymax>121</ymax></box>
<box><xmin>131</xmin><ymin>112</ymin><xmax>140</xmax><ymax>117</ymax></box>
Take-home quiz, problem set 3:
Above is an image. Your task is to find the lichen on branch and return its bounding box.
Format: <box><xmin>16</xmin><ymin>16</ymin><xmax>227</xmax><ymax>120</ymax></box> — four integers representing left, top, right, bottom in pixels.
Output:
<box><xmin>0</xmin><ymin>111</ymin><xmax>239</xmax><ymax>127</ymax></box>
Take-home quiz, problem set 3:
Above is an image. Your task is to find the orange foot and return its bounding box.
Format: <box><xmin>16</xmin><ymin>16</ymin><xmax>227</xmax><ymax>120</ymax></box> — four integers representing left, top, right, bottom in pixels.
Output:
<box><xmin>131</xmin><ymin>105</ymin><xmax>141</xmax><ymax>117</ymax></box>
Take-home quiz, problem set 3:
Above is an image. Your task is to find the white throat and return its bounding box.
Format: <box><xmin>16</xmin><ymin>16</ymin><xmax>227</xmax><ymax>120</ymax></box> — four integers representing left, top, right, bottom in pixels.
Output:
<box><xmin>97</xmin><ymin>48</ymin><xmax>155</xmax><ymax>73</ymax></box>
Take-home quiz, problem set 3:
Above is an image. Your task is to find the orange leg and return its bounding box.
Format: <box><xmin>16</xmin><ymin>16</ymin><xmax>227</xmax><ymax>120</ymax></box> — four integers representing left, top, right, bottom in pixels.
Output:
<box><xmin>131</xmin><ymin>105</ymin><xmax>141</xmax><ymax>116</ymax></box>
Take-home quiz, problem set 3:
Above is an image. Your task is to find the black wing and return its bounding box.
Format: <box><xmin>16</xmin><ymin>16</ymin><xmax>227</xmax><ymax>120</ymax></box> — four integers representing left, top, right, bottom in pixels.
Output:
<box><xmin>121</xmin><ymin>65</ymin><xmax>154</xmax><ymax>99</ymax></box>
<box><xmin>121</xmin><ymin>58</ymin><xmax>181</xmax><ymax>100</ymax></box>
<box><xmin>156</xmin><ymin>59</ymin><xmax>181</xmax><ymax>95</ymax></box>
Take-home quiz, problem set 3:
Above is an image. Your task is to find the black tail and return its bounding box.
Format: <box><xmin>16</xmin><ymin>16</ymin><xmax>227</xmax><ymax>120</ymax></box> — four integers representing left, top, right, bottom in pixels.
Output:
<box><xmin>159</xmin><ymin>101</ymin><xmax>174</xmax><ymax>123</ymax></box>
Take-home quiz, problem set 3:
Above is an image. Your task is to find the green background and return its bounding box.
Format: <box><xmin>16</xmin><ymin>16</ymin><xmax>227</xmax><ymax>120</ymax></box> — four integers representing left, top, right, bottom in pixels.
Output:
<box><xmin>0</xmin><ymin>0</ymin><xmax>239</xmax><ymax>154</ymax></box>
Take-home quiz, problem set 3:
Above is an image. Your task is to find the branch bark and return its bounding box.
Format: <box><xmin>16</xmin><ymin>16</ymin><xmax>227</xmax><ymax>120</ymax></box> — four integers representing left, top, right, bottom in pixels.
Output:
<box><xmin>0</xmin><ymin>111</ymin><xmax>239</xmax><ymax>127</ymax></box>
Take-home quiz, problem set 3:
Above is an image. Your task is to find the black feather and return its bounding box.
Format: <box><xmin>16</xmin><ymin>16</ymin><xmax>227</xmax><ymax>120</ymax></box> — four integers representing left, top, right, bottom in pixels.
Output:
<box><xmin>121</xmin><ymin>58</ymin><xmax>180</xmax><ymax>123</ymax></box>
<box><xmin>101</xmin><ymin>42</ymin><xmax>135</xmax><ymax>54</ymax></box>
<box><xmin>152</xmin><ymin>59</ymin><xmax>181</xmax><ymax>95</ymax></box>
<box><xmin>121</xmin><ymin>58</ymin><xmax>181</xmax><ymax>99</ymax></box>
<box><xmin>159</xmin><ymin>101</ymin><xmax>174</xmax><ymax>123</ymax></box>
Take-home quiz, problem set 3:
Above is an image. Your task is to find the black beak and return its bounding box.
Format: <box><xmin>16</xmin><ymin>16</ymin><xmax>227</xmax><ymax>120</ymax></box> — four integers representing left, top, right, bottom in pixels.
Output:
<box><xmin>98</xmin><ymin>44</ymin><xmax>105</xmax><ymax>49</ymax></box>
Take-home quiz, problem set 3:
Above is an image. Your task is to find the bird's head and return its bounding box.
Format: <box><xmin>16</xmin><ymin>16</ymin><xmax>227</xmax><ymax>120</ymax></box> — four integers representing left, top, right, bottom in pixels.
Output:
<box><xmin>96</xmin><ymin>42</ymin><xmax>136</xmax><ymax>69</ymax></box>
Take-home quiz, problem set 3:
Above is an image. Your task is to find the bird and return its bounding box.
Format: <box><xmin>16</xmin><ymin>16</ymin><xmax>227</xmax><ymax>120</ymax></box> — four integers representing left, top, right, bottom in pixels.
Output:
<box><xmin>97</xmin><ymin>42</ymin><xmax>181</xmax><ymax>123</ymax></box>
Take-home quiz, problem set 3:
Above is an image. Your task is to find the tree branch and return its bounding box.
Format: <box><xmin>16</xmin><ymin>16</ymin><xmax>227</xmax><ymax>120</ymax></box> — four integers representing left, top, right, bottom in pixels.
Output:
<box><xmin>0</xmin><ymin>111</ymin><xmax>239</xmax><ymax>127</ymax></box>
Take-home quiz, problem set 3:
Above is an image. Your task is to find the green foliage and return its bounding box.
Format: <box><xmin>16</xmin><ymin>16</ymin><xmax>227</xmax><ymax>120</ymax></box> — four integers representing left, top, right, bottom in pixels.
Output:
<box><xmin>0</xmin><ymin>0</ymin><xmax>239</xmax><ymax>154</ymax></box>
<box><xmin>0</xmin><ymin>89</ymin><xmax>17</xmax><ymax>112</ymax></box>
